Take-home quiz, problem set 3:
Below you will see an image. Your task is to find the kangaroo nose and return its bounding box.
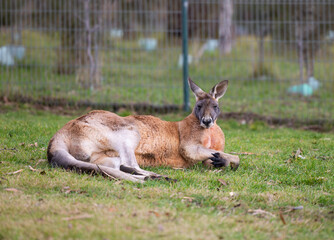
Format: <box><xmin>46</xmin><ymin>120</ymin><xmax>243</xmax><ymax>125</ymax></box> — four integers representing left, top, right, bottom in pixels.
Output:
<box><xmin>202</xmin><ymin>118</ymin><xmax>212</xmax><ymax>127</ymax></box>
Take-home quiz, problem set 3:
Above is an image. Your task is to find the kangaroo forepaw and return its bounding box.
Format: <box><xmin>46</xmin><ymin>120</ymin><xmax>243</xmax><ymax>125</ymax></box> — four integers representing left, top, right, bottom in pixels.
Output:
<box><xmin>209</xmin><ymin>152</ymin><xmax>228</xmax><ymax>168</ymax></box>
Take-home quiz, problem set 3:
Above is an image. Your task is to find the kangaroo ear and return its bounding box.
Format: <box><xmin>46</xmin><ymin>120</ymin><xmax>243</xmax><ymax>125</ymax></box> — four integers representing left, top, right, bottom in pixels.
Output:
<box><xmin>209</xmin><ymin>80</ymin><xmax>228</xmax><ymax>101</ymax></box>
<box><xmin>188</xmin><ymin>77</ymin><xmax>206</xmax><ymax>100</ymax></box>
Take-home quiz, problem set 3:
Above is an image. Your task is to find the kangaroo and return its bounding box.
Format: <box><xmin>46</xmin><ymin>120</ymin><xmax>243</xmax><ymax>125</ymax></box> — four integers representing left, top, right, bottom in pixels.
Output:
<box><xmin>47</xmin><ymin>78</ymin><xmax>240</xmax><ymax>183</ymax></box>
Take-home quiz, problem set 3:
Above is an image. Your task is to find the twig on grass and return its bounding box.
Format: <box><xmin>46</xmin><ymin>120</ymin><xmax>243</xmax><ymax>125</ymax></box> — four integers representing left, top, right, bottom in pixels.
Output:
<box><xmin>5</xmin><ymin>188</ymin><xmax>22</xmax><ymax>193</ymax></box>
<box><xmin>279</xmin><ymin>211</ymin><xmax>286</xmax><ymax>225</ymax></box>
<box><xmin>248</xmin><ymin>209</ymin><xmax>276</xmax><ymax>218</ymax></box>
<box><xmin>34</xmin><ymin>159</ymin><xmax>47</xmax><ymax>167</ymax></box>
<box><xmin>7</xmin><ymin>169</ymin><xmax>24</xmax><ymax>175</ymax></box>
<box><xmin>229</xmin><ymin>152</ymin><xmax>256</xmax><ymax>155</ymax></box>
<box><xmin>28</xmin><ymin>165</ymin><xmax>37</xmax><ymax>172</ymax></box>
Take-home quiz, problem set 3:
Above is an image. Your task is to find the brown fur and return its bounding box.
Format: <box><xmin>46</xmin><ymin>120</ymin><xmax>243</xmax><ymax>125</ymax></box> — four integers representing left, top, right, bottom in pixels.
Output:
<box><xmin>47</xmin><ymin>78</ymin><xmax>239</xmax><ymax>182</ymax></box>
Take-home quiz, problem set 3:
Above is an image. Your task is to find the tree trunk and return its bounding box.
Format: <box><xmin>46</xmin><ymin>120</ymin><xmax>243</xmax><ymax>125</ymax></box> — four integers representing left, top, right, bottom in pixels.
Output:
<box><xmin>219</xmin><ymin>0</ymin><xmax>233</xmax><ymax>54</ymax></box>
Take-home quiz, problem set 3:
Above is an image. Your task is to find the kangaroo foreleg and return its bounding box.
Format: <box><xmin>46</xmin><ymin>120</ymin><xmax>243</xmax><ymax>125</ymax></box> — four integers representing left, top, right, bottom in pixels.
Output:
<box><xmin>181</xmin><ymin>145</ymin><xmax>240</xmax><ymax>170</ymax></box>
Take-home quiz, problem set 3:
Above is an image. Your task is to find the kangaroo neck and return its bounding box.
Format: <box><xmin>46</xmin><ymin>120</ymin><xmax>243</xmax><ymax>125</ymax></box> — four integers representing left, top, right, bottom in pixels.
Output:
<box><xmin>177</xmin><ymin>112</ymin><xmax>207</xmax><ymax>133</ymax></box>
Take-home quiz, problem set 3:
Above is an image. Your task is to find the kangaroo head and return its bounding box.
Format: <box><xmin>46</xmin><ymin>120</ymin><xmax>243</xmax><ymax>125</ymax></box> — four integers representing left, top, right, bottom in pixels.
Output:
<box><xmin>188</xmin><ymin>77</ymin><xmax>228</xmax><ymax>129</ymax></box>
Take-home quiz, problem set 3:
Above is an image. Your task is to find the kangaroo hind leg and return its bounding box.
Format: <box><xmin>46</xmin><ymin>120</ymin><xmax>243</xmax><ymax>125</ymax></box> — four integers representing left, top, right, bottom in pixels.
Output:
<box><xmin>91</xmin><ymin>153</ymin><xmax>146</xmax><ymax>182</ymax></box>
<box><xmin>118</xmin><ymin>147</ymin><xmax>163</xmax><ymax>179</ymax></box>
<box><xmin>111</xmin><ymin>129</ymin><xmax>171</xmax><ymax>180</ymax></box>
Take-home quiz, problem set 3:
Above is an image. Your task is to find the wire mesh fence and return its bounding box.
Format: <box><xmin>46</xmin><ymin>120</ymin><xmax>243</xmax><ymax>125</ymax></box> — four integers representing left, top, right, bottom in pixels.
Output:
<box><xmin>0</xmin><ymin>0</ymin><xmax>333</xmax><ymax>124</ymax></box>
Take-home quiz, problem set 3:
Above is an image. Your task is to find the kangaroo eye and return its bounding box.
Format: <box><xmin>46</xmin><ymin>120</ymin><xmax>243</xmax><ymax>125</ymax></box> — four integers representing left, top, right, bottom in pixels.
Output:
<box><xmin>197</xmin><ymin>105</ymin><xmax>202</xmax><ymax>110</ymax></box>
<box><xmin>213</xmin><ymin>105</ymin><xmax>218</xmax><ymax>109</ymax></box>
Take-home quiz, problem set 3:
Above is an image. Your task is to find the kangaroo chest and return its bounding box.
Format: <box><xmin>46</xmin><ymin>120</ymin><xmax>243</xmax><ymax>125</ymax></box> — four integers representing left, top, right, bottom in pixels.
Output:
<box><xmin>201</xmin><ymin>127</ymin><xmax>224</xmax><ymax>151</ymax></box>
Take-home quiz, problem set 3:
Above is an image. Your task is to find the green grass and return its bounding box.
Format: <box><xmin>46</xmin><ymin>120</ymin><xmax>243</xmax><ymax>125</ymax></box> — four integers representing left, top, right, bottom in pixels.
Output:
<box><xmin>0</xmin><ymin>31</ymin><xmax>334</xmax><ymax>122</ymax></box>
<box><xmin>0</xmin><ymin>104</ymin><xmax>333</xmax><ymax>239</ymax></box>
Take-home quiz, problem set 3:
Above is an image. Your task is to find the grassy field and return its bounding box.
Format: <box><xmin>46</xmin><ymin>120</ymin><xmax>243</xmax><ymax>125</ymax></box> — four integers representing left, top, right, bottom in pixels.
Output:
<box><xmin>0</xmin><ymin>103</ymin><xmax>333</xmax><ymax>239</ymax></box>
<box><xmin>1</xmin><ymin>30</ymin><xmax>334</xmax><ymax>122</ymax></box>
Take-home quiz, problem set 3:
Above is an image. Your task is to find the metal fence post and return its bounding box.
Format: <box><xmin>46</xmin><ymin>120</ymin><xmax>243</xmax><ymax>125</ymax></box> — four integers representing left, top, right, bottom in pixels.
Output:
<box><xmin>182</xmin><ymin>0</ymin><xmax>190</xmax><ymax>112</ymax></box>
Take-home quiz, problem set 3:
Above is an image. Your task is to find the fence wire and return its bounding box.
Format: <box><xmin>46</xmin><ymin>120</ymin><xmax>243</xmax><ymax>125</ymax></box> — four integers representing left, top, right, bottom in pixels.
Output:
<box><xmin>0</xmin><ymin>0</ymin><xmax>333</xmax><ymax>124</ymax></box>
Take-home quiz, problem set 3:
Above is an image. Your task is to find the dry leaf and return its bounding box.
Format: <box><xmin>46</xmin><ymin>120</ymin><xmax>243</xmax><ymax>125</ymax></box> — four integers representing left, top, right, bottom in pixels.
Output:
<box><xmin>164</xmin><ymin>212</ymin><xmax>171</xmax><ymax>217</ymax></box>
<box><xmin>279</xmin><ymin>211</ymin><xmax>286</xmax><ymax>225</ymax></box>
<box><xmin>286</xmin><ymin>148</ymin><xmax>305</xmax><ymax>163</ymax></box>
<box><xmin>5</xmin><ymin>188</ymin><xmax>22</xmax><ymax>193</ymax></box>
<box><xmin>294</xmin><ymin>148</ymin><xmax>305</xmax><ymax>159</ymax></box>
<box><xmin>149</xmin><ymin>210</ymin><xmax>160</xmax><ymax>217</ymax></box>
<box><xmin>7</xmin><ymin>169</ymin><xmax>24</xmax><ymax>175</ymax></box>
<box><xmin>28</xmin><ymin>142</ymin><xmax>38</xmax><ymax>147</ymax></box>
<box><xmin>62</xmin><ymin>186</ymin><xmax>72</xmax><ymax>194</ymax></box>
<box><xmin>62</xmin><ymin>214</ymin><xmax>93</xmax><ymax>221</ymax></box>
<box><xmin>218</xmin><ymin>179</ymin><xmax>228</xmax><ymax>186</ymax></box>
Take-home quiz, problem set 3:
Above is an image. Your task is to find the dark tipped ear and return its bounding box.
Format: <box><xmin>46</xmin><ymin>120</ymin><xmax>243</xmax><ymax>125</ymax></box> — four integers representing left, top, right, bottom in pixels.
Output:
<box><xmin>188</xmin><ymin>77</ymin><xmax>206</xmax><ymax>100</ymax></box>
<box><xmin>209</xmin><ymin>80</ymin><xmax>228</xmax><ymax>100</ymax></box>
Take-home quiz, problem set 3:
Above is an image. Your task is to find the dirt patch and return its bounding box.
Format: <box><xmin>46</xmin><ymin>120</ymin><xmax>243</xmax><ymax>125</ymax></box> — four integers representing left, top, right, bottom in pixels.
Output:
<box><xmin>1</xmin><ymin>95</ymin><xmax>179</xmax><ymax>115</ymax></box>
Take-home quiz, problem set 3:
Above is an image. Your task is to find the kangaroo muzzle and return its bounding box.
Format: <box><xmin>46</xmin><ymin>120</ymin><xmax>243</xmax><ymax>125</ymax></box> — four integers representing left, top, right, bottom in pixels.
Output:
<box><xmin>201</xmin><ymin>116</ymin><xmax>213</xmax><ymax>128</ymax></box>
